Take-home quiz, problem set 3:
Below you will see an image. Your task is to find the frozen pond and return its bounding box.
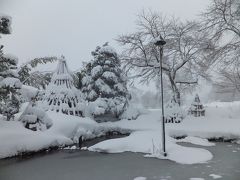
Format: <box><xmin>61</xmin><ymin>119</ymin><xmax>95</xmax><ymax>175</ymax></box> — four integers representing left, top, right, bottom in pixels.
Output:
<box><xmin>0</xmin><ymin>142</ymin><xmax>240</xmax><ymax>180</ymax></box>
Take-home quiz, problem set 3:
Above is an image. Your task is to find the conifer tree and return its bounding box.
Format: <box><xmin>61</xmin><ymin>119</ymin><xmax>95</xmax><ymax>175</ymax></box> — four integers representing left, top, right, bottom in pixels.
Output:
<box><xmin>81</xmin><ymin>43</ymin><xmax>129</xmax><ymax>119</ymax></box>
<box><xmin>0</xmin><ymin>16</ymin><xmax>22</xmax><ymax>120</ymax></box>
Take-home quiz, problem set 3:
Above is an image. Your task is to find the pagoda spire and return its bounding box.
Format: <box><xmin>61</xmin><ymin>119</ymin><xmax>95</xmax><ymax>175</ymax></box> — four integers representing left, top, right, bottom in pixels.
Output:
<box><xmin>51</xmin><ymin>56</ymin><xmax>73</xmax><ymax>89</ymax></box>
<box><xmin>188</xmin><ymin>94</ymin><xmax>205</xmax><ymax>117</ymax></box>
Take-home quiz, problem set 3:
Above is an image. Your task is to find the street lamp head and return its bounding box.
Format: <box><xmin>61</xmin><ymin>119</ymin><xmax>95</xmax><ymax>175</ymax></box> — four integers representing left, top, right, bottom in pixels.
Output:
<box><xmin>154</xmin><ymin>35</ymin><xmax>166</xmax><ymax>46</ymax></box>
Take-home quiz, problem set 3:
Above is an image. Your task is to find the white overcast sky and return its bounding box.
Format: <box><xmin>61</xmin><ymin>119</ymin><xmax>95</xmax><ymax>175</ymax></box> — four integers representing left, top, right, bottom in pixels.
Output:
<box><xmin>0</xmin><ymin>0</ymin><xmax>210</xmax><ymax>71</ymax></box>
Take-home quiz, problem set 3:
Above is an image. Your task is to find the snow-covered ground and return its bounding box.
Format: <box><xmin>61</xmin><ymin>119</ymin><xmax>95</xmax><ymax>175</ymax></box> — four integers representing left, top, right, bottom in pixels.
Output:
<box><xmin>0</xmin><ymin>101</ymin><xmax>240</xmax><ymax>165</ymax></box>
<box><xmin>167</xmin><ymin>101</ymin><xmax>240</xmax><ymax>139</ymax></box>
<box><xmin>89</xmin><ymin>101</ymin><xmax>240</xmax><ymax>164</ymax></box>
<box><xmin>0</xmin><ymin>112</ymin><xmax>93</xmax><ymax>158</ymax></box>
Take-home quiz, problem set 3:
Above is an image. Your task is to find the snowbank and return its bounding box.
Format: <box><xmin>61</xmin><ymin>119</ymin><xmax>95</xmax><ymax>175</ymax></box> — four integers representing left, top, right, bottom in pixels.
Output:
<box><xmin>176</xmin><ymin>136</ymin><xmax>215</xmax><ymax>146</ymax></box>
<box><xmin>1</xmin><ymin>101</ymin><xmax>240</xmax><ymax>165</ymax></box>
<box><xmin>89</xmin><ymin>101</ymin><xmax>240</xmax><ymax>164</ymax></box>
<box><xmin>0</xmin><ymin>119</ymin><xmax>72</xmax><ymax>158</ymax></box>
<box><xmin>89</xmin><ymin>130</ymin><xmax>213</xmax><ymax>164</ymax></box>
<box><xmin>0</xmin><ymin>111</ymin><xmax>129</xmax><ymax>159</ymax></box>
<box><xmin>168</xmin><ymin>101</ymin><xmax>240</xmax><ymax>139</ymax></box>
<box><xmin>0</xmin><ymin>112</ymin><xmax>99</xmax><ymax>159</ymax></box>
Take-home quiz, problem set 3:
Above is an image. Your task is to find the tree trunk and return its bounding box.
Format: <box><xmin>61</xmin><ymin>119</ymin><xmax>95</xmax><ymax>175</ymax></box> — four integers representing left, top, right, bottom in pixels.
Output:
<box><xmin>168</xmin><ymin>73</ymin><xmax>181</xmax><ymax>106</ymax></box>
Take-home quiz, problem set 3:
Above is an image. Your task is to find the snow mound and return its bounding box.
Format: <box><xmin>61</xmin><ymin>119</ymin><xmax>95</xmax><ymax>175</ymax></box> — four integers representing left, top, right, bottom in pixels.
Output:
<box><xmin>89</xmin><ymin>130</ymin><xmax>213</xmax><ymax>164</ymax></box>
<box><xmin>209</xmin><ymin>174</ymin><xmax>222</xmax><ymax>179</ymax></box>
<box><xmin>133</xmin><ymin>177</ymin><xmax>147</xmax><ymax>180</ymax></box>
<box><xmin>176</xmin><ymin>136</ymin><xmax>215</xmax><ymax>146</ymax></box>
<box><xmin>121</xmin><ymin>102</ymin><xmax>147</xmax><ymax>120</ymax></box>
<box><xmin>19</xmin><ymin>85</ymin><xmax>38</xmax><ymax>102</ymax></box>
<box><xmin>168</xmin><ymin>101</ymin><xmax>240</xmax><ymax>140</ymax></box>
<box><xmin>0</xmin><ymin>77</ymin><xmax>21</xmax><ymax>88</ymax></box>
<box><xmin>0</xmin><ymin>111</ymin><xmax>97</xmax><ymax>159</ymax></box>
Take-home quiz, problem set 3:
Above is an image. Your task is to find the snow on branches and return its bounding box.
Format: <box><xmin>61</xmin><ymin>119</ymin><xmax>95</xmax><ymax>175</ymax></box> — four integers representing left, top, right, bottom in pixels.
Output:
<box><xmin>19</xmin><ymin>102</ymin><xmax>52</xmax><ymax>131</ymax></box>
<box><xmin>81</xmin><ymin>43</ymin><xmax>130</xmax><ymax>120</ymax></box>
<box><xmin>0</xmin><ymin>21</ymin><xmax>22</xmax><ymax>120</ymax></box>
<box><xmin>165</xmin><ymin>97</ymin><xmax>184</xmax><ymax>123</ymax></box>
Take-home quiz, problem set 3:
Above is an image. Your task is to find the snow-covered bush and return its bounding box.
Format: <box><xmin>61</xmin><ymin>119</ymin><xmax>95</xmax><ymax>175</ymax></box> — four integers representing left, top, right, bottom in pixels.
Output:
<box><xmin>19</xmin><ymin>85</ymin><xmax>39</xmax><ymax>103</ymax></box>
<box><xmin>121</xmin><ymin>101</ymin><xmax>148</xmax><ymax>120</ymax></box>
<box><xmin>81</xmin><ymin>43</ymin><xmax>130</xmax><ymax>120</ymax></box>
<box><xmin>19</xmin><ymin>102</ymin><xmax>52</xmax><ymax>131</ymax></box>
<box><xmin>165</xmin><ymin>98</ymin><xmax>184</xmax><ymax>123</ymax></box>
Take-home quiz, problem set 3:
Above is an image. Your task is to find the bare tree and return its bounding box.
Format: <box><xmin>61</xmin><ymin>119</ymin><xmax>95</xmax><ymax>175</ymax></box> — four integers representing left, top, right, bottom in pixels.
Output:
<box><xmin>214</xmin><ymin>61</ymin><xmax>240</xmax><ymax>93</ymax></box>
<box><xmin>117</xmin><ymin>11</ymin><xmax>214</xmax><ymax>105</ymax></box>
<box><xmin>201</xmin><ymin>0</ymin><xmax>240</xmax><ymax>94</ymax></box>
<box><xmin>201</xmin><ymin>0</ymin><xmax>240</xmax><ymax>41</ymax></box>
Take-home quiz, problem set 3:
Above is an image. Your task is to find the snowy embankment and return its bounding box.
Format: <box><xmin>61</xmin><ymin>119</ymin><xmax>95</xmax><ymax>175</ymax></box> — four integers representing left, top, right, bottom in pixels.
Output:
<box><xmin>0</xmin><ymin>112</ymin><xmax>128</xmax><ymax>159</ymax></box>
<box><xmin>1</xmin><ymin>101</ymin><xmax>240</xmax><ymax>164</ymax></box>
<box><xmin>88</xmin><ymin>110</ymin><xmax>213</xmax><ymax>164</ymax></box>
<box><xmin>88</xmin><ymin>102</ymin><xmax>240</xmax><ymax>164</ymax></box>
<box><xmin>167</xmin><ymin>101</ymin><xmax>240</xmax><ymax>140</ymax></box>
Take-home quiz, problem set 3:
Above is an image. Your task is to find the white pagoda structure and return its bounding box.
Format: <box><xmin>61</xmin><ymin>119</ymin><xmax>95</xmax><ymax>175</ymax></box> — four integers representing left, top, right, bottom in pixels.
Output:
<box><xmin>42</xmin><ymin>56</ymin><xmax>84</xmax><ymax>116</ymax></box>
<box><xmin>188</xmin><ymin>94</ymin><xmax>205</xmax><ymax>117</ymax></box>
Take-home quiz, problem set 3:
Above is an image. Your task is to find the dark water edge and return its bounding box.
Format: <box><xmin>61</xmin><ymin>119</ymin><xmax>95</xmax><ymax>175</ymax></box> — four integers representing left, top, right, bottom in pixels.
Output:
<box><xmin>1</xmin><ymin>132</ymin><xmax>130</xmax><ymax>160</ymax></box>
<box><xmin>0</xmin><ymin>142</ymin><xmax>240</xmax><ymax>180</ymax></box>
<box><xmin>1</xmin><ymin>134</ymin><xmax>238</xmax><ymax>160</ymax></box>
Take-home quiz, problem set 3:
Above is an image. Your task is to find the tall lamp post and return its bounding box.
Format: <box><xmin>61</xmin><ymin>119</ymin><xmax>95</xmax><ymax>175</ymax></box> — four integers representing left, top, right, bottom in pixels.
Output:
<box><xmin>154</xmin><ymin>35</ymin><xmax>167</xmax><ymax>157</ymax></box>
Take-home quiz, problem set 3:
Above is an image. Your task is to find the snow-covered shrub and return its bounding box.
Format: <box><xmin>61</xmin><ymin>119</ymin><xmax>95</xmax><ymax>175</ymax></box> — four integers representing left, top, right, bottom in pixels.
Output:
<box><xmin>121</xmin><ymin>102</ymin><xmax>148</xmax><ymax>120</ymax></box>
<box><xmin>165</xmin><ymin>98</ymin><xmax>184</xmax><ymax>123</ymax></box>
<box><xmin>81</xmin><ymin>43</ymin><xmax>130</xmax><ymax>120</ymax></box>
<box><xmin>19</xmin><ymin>85</ymin><xmax>39</xmax><ymax>103</ymax></box>
<box><xmin>19</xmin><ymin>103</ymin><xmax>52</xmax><ymax>131</ymax></box>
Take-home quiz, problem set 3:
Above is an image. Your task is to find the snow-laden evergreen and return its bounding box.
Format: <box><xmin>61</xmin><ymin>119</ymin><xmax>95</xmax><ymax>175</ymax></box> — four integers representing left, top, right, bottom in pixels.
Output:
<box><xmin>165</xmin><ymin>97</ymin><xmax>184</xmax><ymax>123</ymax></box>
<box><xmin>0</xmin><ymin>18</ymin><xmax>22</xmax><ymax>120</ymax></box>
<box><xmin>40</xmin><ymin>56</ymin><xmax>85</xmax><ymax>116</ymax></box>
<box><xmin>81</xmin><ymin>43</ymin><xmax>129</xmax><ymax>120</ymax></box>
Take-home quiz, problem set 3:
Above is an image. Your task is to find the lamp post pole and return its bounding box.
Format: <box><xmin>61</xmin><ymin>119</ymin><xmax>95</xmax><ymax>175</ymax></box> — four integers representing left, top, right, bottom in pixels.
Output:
<box><xmin>154</xmin><ymin>36</ymin><xmax>167</xmax><ymax>157</ymax></box>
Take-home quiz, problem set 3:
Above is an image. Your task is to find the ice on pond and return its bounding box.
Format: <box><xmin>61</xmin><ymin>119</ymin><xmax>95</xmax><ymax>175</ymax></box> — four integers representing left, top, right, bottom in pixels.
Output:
<box><xmin>209</xmin><ymin>174</ymin><xmax>222</xmax><ymax>179</ymax></box>
<box><xmin>133</xmin><ymin>177</ymin><xmax>147</xmax><ymax>180</ymax></box>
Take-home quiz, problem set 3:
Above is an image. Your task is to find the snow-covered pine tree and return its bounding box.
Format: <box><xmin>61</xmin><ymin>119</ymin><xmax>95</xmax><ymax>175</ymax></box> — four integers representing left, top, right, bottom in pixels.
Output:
<box><xmin>188</xmin><ymin>94</ymin><xmax>205</xmax><ymax>117</ymax></box>
<box><xmin>0</xmin><ymin>16</ymin><xmax>22</xmax><ymax>121</ymax></box>
<box><xmin>81</xmin><ymin>43</ymin><xmax>129</xmax><ymax>121</ymax></box>
<box><xmin>18</xmin><ymin>56</ymin><xmax>57</xmax><ymax>89</ymax></box>
<box><xmin>165</xmin><ymin>97</ymin><xmax>184</xmax><ymax>123</ymax></box>
<box><xmin>41</xmin><ymin>56</ymin><xmax>84</xmax><ymax>116</ymax></box>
